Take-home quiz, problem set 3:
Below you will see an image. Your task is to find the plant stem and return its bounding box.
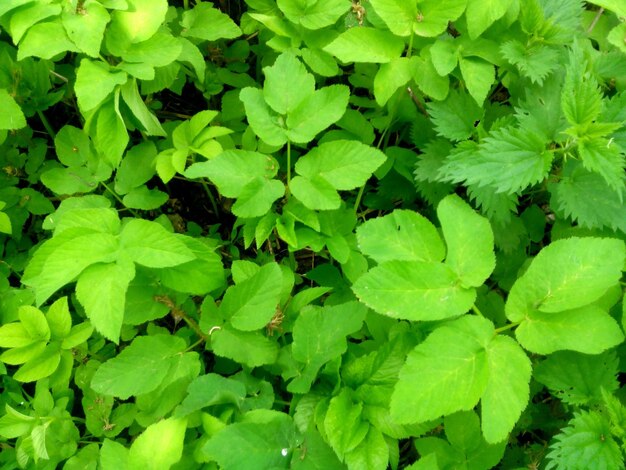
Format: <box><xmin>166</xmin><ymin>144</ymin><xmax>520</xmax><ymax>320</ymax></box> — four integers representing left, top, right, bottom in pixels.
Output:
<box><xmin>99</xmin><ymin>182</ymin><xmax>140</xmax><ymax>217</ymax></box>
<box><xmin>183</xmin><ymin>0</ymin><xmax>189</xmax><ymax>9</ymax></box>
<box><xmin>353</xmin><ymin>184</ymin><xmax>366</xmax><ymax>217</ymax></box>
<box><xmin>286</xmin><ymin>140</ymin><xmax>292</xmax><ymax>199</ymax></box>
<box><xmin>587</xmin><ymin>8</ymin><xmax>604</xmax><ymax>34</ymax></box>
<box><xmin>494</xmin><ymin>322</ymin><xmax>521</xmax><ymax>334</ymax></box>
<box><xmin>472</xmin><ymin>305</ymin><xmax>484</xmax><ymax>317</ymax></box>
<box><xmin>200</xmin><ymin>179</ymin><xmax>220</xmax><ymax>216</ymax></box>
<box><xmin>37</xmin><ymin>110</ymin><xmax>55</xmax><ymax>139</ymax></box>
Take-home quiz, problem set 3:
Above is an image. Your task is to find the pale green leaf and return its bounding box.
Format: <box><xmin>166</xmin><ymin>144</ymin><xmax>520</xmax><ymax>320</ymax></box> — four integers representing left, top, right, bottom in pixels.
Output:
<box><xmin>121</xmin><ymin>32</ymin><xmax>182</xmax><ymax>67</ymax></box>
<box><xmin>93</xmin><ymin>96</ymin><xmax>129</xmax><ymax>167</ymax></box>
<box><xmin>290</xmin><ymin>175</ymin><xmax>341</xmax><ymax>211</ymax></box>
<box><xmin>427</xmin><ymin>89</ymin><xmax>483</xmax><ymax>141</ymax></box>
<box><xmin>465</xmin><ymin>0</ymin><xmax>514</xmax><ymax>39</ymax></box>
<box><xmin>180</xmin><ymin>2</ymin><xmax>241</xmax><ymax>41</ymax></box>
<box><xmin>46</xmin><ymin>297</ymin><xmax>72</xmax><ymax>340</ymax></box>
<box><xmin>9</xmin><ymin>3</ymin><xmax>61</xmax><ymax>43</ymax></box>
<box><xmin>221</xmin><ymin>262</ymin><xmax>283</xmax><ymax>331</ymax></box>
<box><xmin>263</xmin><ymin>51</ymin><xmax>314</xmax><ymax>115</ymax></box>
<box><xmin>577</xmin><ymin>137</ymin><xmax>625</xmax><ymax>196</ymax></box>
<box><xmin>369</xmin><ymin>0</ymin><xmax>418</xmax><ymax>36</ymax></box>
<box><xmin>0</xmin><ymin>89</ymin><xmax>26</xmax><ymax>130</ymax></box>
<box><xmin>459</xmin><ymin>57</ymin><xmax>494</xmax><ymax>105</ymax></box>
<box><xmin>17</xmin><ymin>20</ymin><xmax>80</xmax><ymax>60</ymax></box>
<box><xmin>373</xmin><ymin>57</ymin><xmax>416</xmax><ymax>106</ymax></box>
<box><xmin>515</xmin><ymin>305</ymin><xmax>624</xmax><ymax>355</ymax></box>
<box><xmin>76</xmin><ymin>261</ymin><xmax>135</xmax><ymax>343</ymax></box>
<box><xmin>120</xmin><ymin>79</ymin><xmax>166</xmax><ymax>136</ymax></box>
<box><xmin>481</xmin><ymin>336</ymin><xmax>531</xmax><ymax>443</ymax></box>
<box><xmin>122</xmin><ymin>186</ymin><xmax>168</xmax><ymax>210</ymax></box>
<box><xmin>231</xmin><ymin>178</ymin><xmax>285</xmax><ymax>218</ymax></box>
<box><xmin>75</xmin><ymin>59</ymin><xmax>128</xmax><ymax>113</ymax></box>
<box><xmin>437</xmin><ymin>194</ymin><xmax>495</xmax><ymax>287</ymax></box>
<box><xmin>277</xmin><ymin>0</ymin><xmax>349</xmax><ymax>29</ymax></box>
<box><xmin>413</xmin><ymin>0</ymin><xmax>467</xmax><ymax>37</ymax></box>
<box><xmin>119</xmin><ymin>219</ymin><xmax>196</xmax><ymax>268</ymax></box>
<box><xmin>352</xmin><ymin>261</ymin><xmax>476</xmax><ymax>321</ymax></box>
<box><xmin>91</xmin><ymin>335</ymin><xmax>186</xmax><ymax>399</ymax></box>
<box><xmin>19</xmin><ymin>306</ymin><xmax>50</xmax><ymax>342</ymax></box>
<box><xmin>128</xmin><ymin>417</ymin><xmax>187</xmax><ymax>469</ymax></box>
<box><xmin>356</xmin><ymin>209</ymin><xmax>445</xmax><ymax>263</ymax></box>
<box><xmin>286</xmin><ymin>85</ymin><xmax>350</xmax><ymax>144</ymax></box>
<box><xmin>323</xmin><ymin>27</ymin><xmax>405</xmax><ymax>63</ymax></box>
<box><xmin>111</xmin><ymin>0</ymin><xmax>168</xmax><ymax>43</ymax></box>
<box><xmin>239</xmin><ymin>87</ymin><xmax>287</xmax><ymax>146</ymax></box>
<box><xmin>175</xmin><ymin>373</ymin><xmax>246</xmax><ymax>417</ymax></box>
<box><xmin>505</xmin><ymin>237</ymin><xmax>626</xmax><ymax>321</ymax></box>
<box><xmin>14</xmin><ymin>344</ymin><xmax>60</xmax><ymax>382</ymax></box>
<box><xmin>100</xmin><ymin>439</ymin><xmax>129</xmax><ymax>470</ymax></box>
<box><xmin>295</xmin><ymin>140</ymin><xmax>386</xmax><ymax>190</ymax></box>
<box><xmin>344</xmin><ymin>426</ymin><xmax>389</xmax><ymax>470</ymax></box>
<box><xmin>210</xmin><ymin>326</ymin><xmax>278</xmax><ymax>368</ymax></box>
<box><xmin>324</xmin><ymin>389</ymin><xmax>368</xmax><ymax>459</ymax></box>
<box><xmin>62</xmin><ymin>1</ymin><xmax>110</xmax><ymax>57</ymax></box>
<box><xmin>390</xmin><ymin>316</ymin><xmax>492</xmax><ymax>424</ymax></box>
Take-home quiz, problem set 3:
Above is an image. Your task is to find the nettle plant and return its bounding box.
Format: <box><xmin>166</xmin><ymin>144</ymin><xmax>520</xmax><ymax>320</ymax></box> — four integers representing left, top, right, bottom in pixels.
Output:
<box><xmin>0</xmin><ymin>0</ymin><xmax>626</xmax><ymax>468</ymax></box>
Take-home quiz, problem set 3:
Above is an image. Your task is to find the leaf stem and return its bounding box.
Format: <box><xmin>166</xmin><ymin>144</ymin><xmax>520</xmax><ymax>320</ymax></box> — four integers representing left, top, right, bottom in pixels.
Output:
<box><xmin>286</xmin><ymin>140</ymin><xmax>292</xmax><ymax>199</ymax></box>
<box><xmin>183</xmin><ymin>0</ymin><xmax>189</xmax><ymax>9</ymax></box>
<box><xmin>472</xmin><ymin>304</ymin><xmax>484</xmax><ymax>317</ymax></box>
<box><xmin>494</xmin><ymin>322</ymin><xmax>521</xmax><ymax>334</ymax></box>
<box><xmin>99</xmin><ymin>182</ymin><xmax>140</xmax><ymax>217</ymax></box>
<box><xmin>37</xmin><ymin>110</ymin><xmax>55</xmax><ymax>139</ymax></box>
<box><xmin>200</xmin><ymin>179</ymin><xmax>220</xmax><ymax>217</ymax></box>
<box><xmin>587</xmin><ymin>8</ymin><xmax>604</xmax><ymax>34</ymax></box>
<box><xmin>353</xmin><ymin>184</ymin><xmax>366</xmax><ymax>217</ymax></box>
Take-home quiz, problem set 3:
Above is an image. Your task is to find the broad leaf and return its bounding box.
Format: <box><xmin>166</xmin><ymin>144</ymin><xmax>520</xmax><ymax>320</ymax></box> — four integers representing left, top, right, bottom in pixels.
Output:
<box><xmin>263</xmin><ymin>51</ymin><xmax>314</xmax><ymax>115</ymax></box>
<box><xmin>210</xmin><ymin>326</ymin><xmax>278</xmax><ymax>368</ymax></box>
<box><xmin>352</xmin><ymin>261</ymin><xmax>476</xmax><ymax>321</ymax></box>
<box><xmin>437</xmin><ymin>194</ymin><xmax>495</xmax><ymax>287</ymax></box>
<box><xmin>323</xmin><ymin>27</ymin><xmax>405</xmax><ymax>63</ymax></box>
<box><xmin>220</xmin><ymin>262</ymin><xmax>283</xmax><ymax>331</ymax></box>
<box><xmin>180</xmin><ymin>3</ymin><xmax>241</xmax><ymax>41</ymax></box>
<box><xmin>91</xmin><ymin>335</ymin><xmax>187</xmax><ymax>399</ymax></box>
<box><xmin>356</xmin><ymin>209</ymin><xmax>445</xmax><ymax>263</ymax></box>
<box><xmin>427</xmin><ymin>89</ymin><xmax>483</xmax><ymax>141</ymax></box>
<box><xmin>459</xmin><ymin>57</ymin><xmax>494</xmax><ymax>105</ymax></box>
<box><xmin>0</xmin><ymin>89</ymin><xmax>26</xmax><ymax>130</ymax></box>
<box><xmin>119</xmin><ymin>219</ymin><xmax>196</xmax><ymax>268</ymax></box>
<box><xmin>390</xmin><ymin>316</ymin><xmax>492</xmax><ymax>424</ymax></box>
<box><xmin>239</xmin><ymin>87</ymin><xmax>287</xmax><ymax>146</ymax></box>
<box><xmin>128</xmin><ymin>417</ymin><xmax>187</xmax><ymax>469</ymax></box>
<box><xmin>465</xmin><ymin>0</ymin><xmax>514</xmax><ymax>39</ymax></box>
<box><xmin>111</xmin><ymin>0</ymin><xmax>168</xmax><ymax>43</ymax></box>
<box><xmin>62</xmin><ymin>1</ymin><xmax>110</xmax><ymax>57</ymax></box>
<box><xmin>277</xmin><ymin>0</ymin><xmax>349</xmax><ymax>29</ymax></box>
<box><xmin>324</xmin><ymin>389</ymin><xmax>369</xmax><ymax>459</ymax></box>
<box><xmin>290</xmin><ymin>175</ymin><xmax>341</xmax><ymax>211</ymax></box>
<box><xmin>75</xmin><ymin>59</ymin><xmax>128</xmax><ymax>113</ymax></box>
<box><xmin>505</xmin><ymin>237</ymin><xmax>626</xmax><ymax>321</ymax></box>
<box><xmin>175</xmin><ymin>373</ymin><xmax>246</xmax><ymax>417</ymax></box>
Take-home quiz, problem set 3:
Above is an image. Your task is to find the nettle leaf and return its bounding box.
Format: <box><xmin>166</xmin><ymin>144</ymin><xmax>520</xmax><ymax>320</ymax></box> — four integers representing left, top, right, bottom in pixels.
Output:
<box><xmin>437</xmin><ymin>194</ymin><xmax>495</xmax><ymax>288</ymax></box>
<box><xmin>465</xmin><ymin>0</ymin><xmax>514</xmax><ymax>39</ymax></box>
<box><xmin>481</xmin><ymin>336</ymin><xmax>531</xmax><ymax>443</ymax></box>
<box><xmin>119</xmin><ymin>219</ymin><xmax>196</xmax><ymax>268</ymax></box>
<box><xmin>289</xmin><ymin>302</ymin><xmax>367</xmax><ymax>393</ymax></box>
<box><xmin>0</xmin><ymin>89</ymin><xmax>26</xmax><ymax>130</ymax></box>
<box><xmin>546</xmin><ymin>410</ymin><xmax>623</xmax><ymax>470</ymax></box>
<box><xmin>220</xmin><ymin>262</ymin><xmax>283</xmax><ymax>331</ymax></box>
<box><xmin>352</xmin><ymin>260</ymin><xmax>476</xmax><ymax>321</ymax></box>
<box><xmin>391</xmin><ymin>316</ymin><xmax>492</xmax><ymax>424</ymax></box>
<box><xmin>186</xmin><ymin>150</ymin><xmax>283</xmax><ymax>218</ymax></box>
<box><xmin>514</xmin><ymin>305</ymin><xmax>624</xmax><ymax>355</ymax></box>
<box><xmin>277</xmin><ymin>0</ymin><xmax>349</xmax><ymax>29</ymax></box>
<box><xmin>501</xmin><ymin>40</ymin><xmax>560</xmax><ymax>85</ymax></box>
<box><xmin>292</xmin><ymin>140</ymin><xmax>386</xmax><ymax>204</ymax></box>
<box><xmin>22</xmin><ymin>229</ymin><xmax>120</xmax><ymax>305</ymax></box>
<box><xmin>550</xmin><ymin>162</ymin><xmax>626</xmax><ymax>233</ymax></box>
<box><xmin>356</xmin><ymin>209</ymin><xmax>445</xmax><ymax>263</ymax></box>
<box><xmin>534</xmin><ymin>350</ymin><xmax>619</xmax><ymax>406</ymax></box>
<box><xmin>577</xmin><ymin>137</ymin><xmax>625</xmax><ymax>196</ymax></box>
<box><xmin>370</xmin><ymin>0</ymin><xmax>467</xmax><ymax>37</ymax></box>
<box><xmin>180</xmin><ymin>2</ymin><xmax>241</xmax><ymax>41</ymax></box>
<box><xmin>128</xmin><ymin>417</ymin><xmax>187</xmax><ymax>469</ymax></box>
<box><xmin>427</xmin><ymin>89</ymin><xmax>483</xmax><ymax>141</ymax></box>
<box><xmin>61</xmin><ymin>1</ymin><xmax>110</xmax><ymax>57</ymax></box>
<box><xmin>91</xmin><ymin>335</ymin><xmax>187</xmax><ymax>399</ymax></box>
<box><xmin>506</xmin><ymin>237</ymin><xmax>626</xmax><ymax>320</ymax></box>
<box><xmin>75</xmin><ymin>259</ymin><xmax>135</xmax><ymax>343</ymax></box>
<box><xmin>439</xmin><ymin>126</ymin><xmax>553</xmax><ymax>194</ymax></box>
<box><xmin>323</xmin><ymin>27</ymin><xmax>405</xmax><ymax>63</ymax></box>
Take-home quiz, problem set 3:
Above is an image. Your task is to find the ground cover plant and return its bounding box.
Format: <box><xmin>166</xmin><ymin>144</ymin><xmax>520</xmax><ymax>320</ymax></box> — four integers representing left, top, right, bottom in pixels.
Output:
<box><xmin>0</xmin><ymin>0</ymin><xmax>625</xmax><ymax>468</ymax></box>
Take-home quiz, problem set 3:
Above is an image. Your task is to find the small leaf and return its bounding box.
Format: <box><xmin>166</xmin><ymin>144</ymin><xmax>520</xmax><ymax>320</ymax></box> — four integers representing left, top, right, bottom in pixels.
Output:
<box><xmin>0</xmin><ymin>89</ymin><xmax>26</xmax><ymax>130</ymax></box>
<box><xmin>277</xmin><ymin>0</ymin><xmax>349</xmax><ymax>29</ymax></box>
<box><xmin>324</xmin><ymin>389</ymin><xmax>369</xmax><ymax>459</ymax></box>
<box><xmin>239</xmin><ymin>87</ymin><xmax>287</xmax><ymax>146</ymax></box>
<box><xmin>175</xmin><ymin>373</ymin><xmax>246</xmax><ymax>417</ymax></box>
<box><xmin>180</xmin><ymin>2</ymin><xmax>241</xmax><ymax>41</ymax></box>
<box><xmin>465</xmin><ymin>0</ymin><xmax>514</xmax><ymax>39</ymax></box>
<box><xmin>459</xmin><ymin>57</ymin><xmax>494</xmax><ymax>105</ymax></box>
<box><xmin>62</xmin><ymin>1</ymin><xmax>110</xmax><ymax>57</ymax></box>
<box><xmin>75</xmin><ymin>59</ymin><xmax>128</xmax><ymax>113</ymax></box>
<box><xmin>91</xmin><ymin>335</ymin><xmax>187</xmax><ymax>399</ymax></box>
<box><xmin>263</xmin><ymin>51</ymin><xmax>315</xmax><ymax>115</ymax></box>
<box><xmin>290</xmin><ymin>176</ymin><xmax>341</xmax><ymax>211</ymax></box>
<box><xmin>323</xmin><ymin>27</ymin><xmax>405</xmax><ymax>63</ymax></box>
<box><xmin>128</xmin><ymin>417</ymin><xmax>187</xmax><ymax>469</ymax></box>
<box><xmin>14</xmin><ymin>344</ymin><xmax>61</xmax><ymax>382</ymax></box>
<box><xmin>111</xmin><ymin>0</ymin><xmax>168</xmax><ymax>43</ymax></box>
<box><xmin>210</xmin><ymin>326</ymin><xmax>278</xmax><ymax>368</ymax></box>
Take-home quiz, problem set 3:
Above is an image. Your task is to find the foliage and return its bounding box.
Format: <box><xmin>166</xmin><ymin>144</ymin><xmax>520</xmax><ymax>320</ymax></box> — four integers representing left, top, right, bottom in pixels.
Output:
<box><xmin>0</xmin><ymin>0</ymin><xmax>625</xmax><ymax>468</ymax></box>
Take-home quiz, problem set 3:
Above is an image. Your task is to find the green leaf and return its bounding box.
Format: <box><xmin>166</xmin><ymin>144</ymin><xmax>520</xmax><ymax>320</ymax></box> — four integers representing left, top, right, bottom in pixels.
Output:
<box><xmin>180</xmin><ymin>3</ymin><xmax>241</xmax><ymax>41</ymax></box>
<box><xmin>76</xmin><ymin>260</ymin><xmax>135</xmax><ymax>343</ymax></box>
<box><xmin>232</xmin><ymin>178</ymin><xmax>286</xmax><ymax>218</ymax></box>
<box><xmin>18</xmin><ymin>306</ymin><xmax>50</xmax><ymax>342</ymax></box>
<box><xmin>289</xmin><ymin>302</ymin><xmax>367</xmax><ymax>393</ymax></box>
<box><xmin>210</xmin><ymin>326</ymin><xmax>278</xmax><ymax>368</ymax></box>
<box><xmin>14</xmin><ymin>343</ymin><xmax>61</xmax><ymax>382</ymax></box>
<box><xmin>46</xmin><ymin>297</ymin><xmax>72</xmax><ymax>340</ymax></box>
<box><xmin>501</xmin><ymin>40</ymin><xmax>560</xmax><ymax>85</ymax></box>
<box><xmin>352</xmin><ymin>261</ymin><xmax>476</xmax><ymax>321</ymax></box>
<box><xmin>286</xmin><ymin>85</ymin><xmax>350</xmax><ymax>144</ymax></box>
<box><xmin>277</xmin><ymin>0</ymin><xmax>349</xmax><ymax>29</ymax></box>
<box><xmin>427</xmin><ymin>89</ymin><xmax>483</xmax><ymax>141</ymax></box>
<box><xmin>373</xmin><ymin>57</ymin><xmax>416</xmax><ymax>107</ymax></box>
<box><xmin>239</xmin><ymin>87</ymin><xmax>287</xmax><ymax>146</ymax></box>
<box><xmin>100</xmin><ymin>439</ymin><xmax>129</xmax><ymax>470</ymax></box>
<box><xmin>93</xmin><ymin>95</ymin><xmax>129</xmax><ymax>167</ymax></box>
<box><xmin>413</xmin><ymin>54</ymin><xmax>450</xmax><ymax>100</ymax></box>
<box><xmin>561</xmin><ymin>44</ymin><xmax>602</xmax><ymax>129</ymax></box>
<box><xmin>439</xmin><ymin>126</ymin><xmax>553</xmax><ymax>194</ymax></box>
<box><xmin>459</xmin><ymin>57</ymin><xmax>494</xmax><ymax>105</ymax></box>
<box><xmin>437</xmin><ymin>194</ymin><xmax>495</xmax><ymax>287</ymax></box>
<box><xmin>324</xmin><ymin>389</ymin><xmax>369</xmax><ymax>459</ymax></box>
<box><xmin>203</xmin><ymin>413</ymin><xmax>296</xmax><ymax>469</ymax></box>
<box><xmin>577</xmin><ymin>137</ymin><xmax>625</xmax><ymax>196</ymax></box>
<box><xmin>514</xmin><ymin>305</ymin><xmax>624</xmax><ymax>355</ymax></box>
<box><xmin>17</xmin><ymin>20</ymin><xmax>81</xmax><ymax>60</ymax></box>
<box><xmin>111</xmin><ymin>0</ymin><xmax>168</xmax><ymax>43</ymax></box>
<box><xmin>119</xmin><ymin>219</ymin><xmax>196</xmax><ymax>268</ymax></box>
<box><xmin>481</xmin><ymin>336</ymin><xmax>531</xmax><ymax>443</ymax></box>
<box><xmin>546</xmin><ymin>410</ymin><xmax>623</xmax><ymax>470</ymax></box>
<box><xmin>506</xmin><ymin>237</ymin><xmax>626</xmax><ymax>321</ymax></box>
<box><xmin>0</xmin><ymin>323</ymin><xmax>34</xmax><ymax>349</ymax></box>
<box><xmin>0</xmin><ymin>89</ymin><xmax>26</xmax><ymax>130</ymax></box>
<box><xmin>323</xmin><ymin>27</ymin><xmax>405</xmax><ymax>63</ymax></box>
<box><xmin>220</xmin><ymin>262</ymin><xmax>283</xmax><ymax>331</ymax></box>
<box><xmin>91</xmin><ymin>335</ymin><xmax>187</xmax><ymax>399</ymax></box>
<box><xmin>115</xmin><ymin>141</ymin><xmax>158</xmax><ymax>194</ymax></box>
<box><xmin>128</xmin><ymin>417</ymin><xmax>187</xmax><ymax>469</ymax></box>
<box><xmin>465</xmin><ymin>0</ymin><xmax>514</xmax><ymax>39</ymax></box>
<box><xmin>370</xmin><ymin>0</ymin><xmax>466</xmax><ymax>37</ymax></box>
<box><xmin>22</xmin><ymin>230</ymin><xmax>120</xmax><ymax>305</ymax></box>
<box><xmin>122</xmin><ymin>186</ymin><xmax>168</xmax><ymax>210</ymax></box>
<box><xmin>295</xmin><ymin>140</ymin><xmax>386</xmax><ymax>190</ymax></box>
<box><xmin>390</xmin><ymin>316</ymin><xmax>492</xmax><ymax>424</ymax></box>
<box><xmin>290</xmin><ymin>176</ymin><xmax>341</xmax><ymax>211</ymax></box>
<box><xmin>62</xmin><ymin>1</ymin><xmax>110</xmax><ymax>57</ymax></box>
<box><xmin>263</xmin><ymin>52</ymin><xmax>314</xmax><ymax>115</ymax></box>
<box><xmin>357</xmin><ymin>209</ymin><xmax>445</xmax><ymax>263</ymax></box>
<box><xmin>119</xmin><ymin>79</ymin><xmax>166</xmax><ymax>137</ymax></box>
<box><xmin>534</xmin><ymin>350</ymin><xmax>619</xmax><ymax>406</ymax></box>
<box><xmin>121</xmin><ymin>32</ymin><xmax>182</xmax><ymax>67</ymax></box>
<box><xmin>75</xmin><ymin>59</ymin><xmax>128</xmax><ymax>113</ymax></box>
<box><xmin>344</xmin><ymin>426</ymin><xmax>389</xmax><ymax>470</ymax></box>
<box><xmin>368</xmin><ymin>0</ymin><xmax>419</xmax><ymax>36</ymax></box>
<box><xmin>175</xmin><ymin>373</ymin><xmax>246</xmax><ymax>417</ymax></box>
